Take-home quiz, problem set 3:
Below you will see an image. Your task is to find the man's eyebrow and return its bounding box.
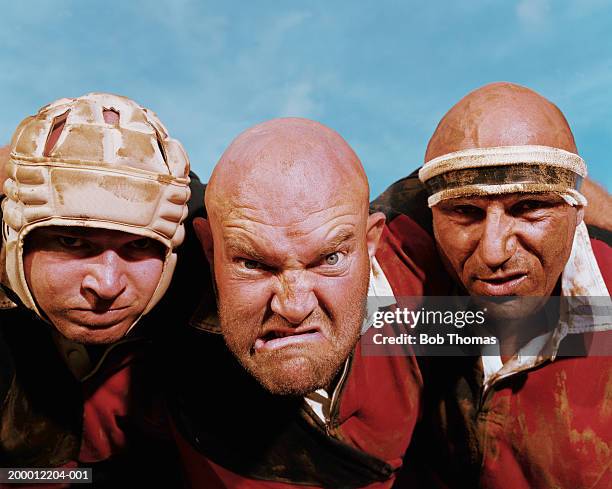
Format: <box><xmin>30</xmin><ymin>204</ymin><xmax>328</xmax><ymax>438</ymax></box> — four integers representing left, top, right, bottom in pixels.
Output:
<box><xmin>514</xmin><ymin>193</ymin><xmax>564</xmax><ymax>203</ymax></box>
<box><xmin>225</xmin><ymin>239</ymin><xmax>267</xmax><ymax>262</ymax></box>
<box><xmin>441</xmin><ymin>198</ymin><xmax>481</xmax><ymax>206</ymax></box>
<box><xmin>318</xmin><ymin>229</ymin><xmax>356</xmax><ymax>257</ymax></box>
<box><xmin>45</xmin><ymin>227</ymin><xmax>91</xmax><ymax>237</ymax></box>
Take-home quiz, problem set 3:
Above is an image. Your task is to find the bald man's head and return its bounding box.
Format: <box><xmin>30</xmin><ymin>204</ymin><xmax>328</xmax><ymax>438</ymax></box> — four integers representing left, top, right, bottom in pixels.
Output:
<box><xmin>425</xmin><ymin>82</ymin><xmax>577</xmax><ymax>162</ymax></box>
<box><xmin>197</xmin><ymin>117</ymin><xmax>385</xmax><ymax>395</ymax></box>
<box><xmin>206</xmin><ymin>118</ymin><xmax>369</xmax><ymax>223</ymax></box>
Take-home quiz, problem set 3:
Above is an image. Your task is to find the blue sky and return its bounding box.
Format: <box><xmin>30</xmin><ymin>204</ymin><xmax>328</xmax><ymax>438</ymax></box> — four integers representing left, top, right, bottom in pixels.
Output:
<box><xmin>1</xmin><ymin>0</ymin><xmax>610</xmax><ymax>195</ymax></box>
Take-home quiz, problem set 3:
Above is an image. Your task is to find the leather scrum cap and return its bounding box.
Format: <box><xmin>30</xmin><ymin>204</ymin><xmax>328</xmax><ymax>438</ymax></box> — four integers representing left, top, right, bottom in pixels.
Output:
<box><xmin>2</xmin><ymin>92</ymin><xmax>191</xmax><ymax>329</ymax></box>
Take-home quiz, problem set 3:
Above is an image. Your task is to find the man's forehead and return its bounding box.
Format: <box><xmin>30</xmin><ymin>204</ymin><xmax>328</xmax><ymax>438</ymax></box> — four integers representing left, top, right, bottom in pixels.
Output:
<box><xmin>210</xmin><ymin>160</ymin><xmax>365</xmax><ymax>226</ymax></box>
<box><xmin>442</xmin><ymin>192</ymin><xmax>568</xmax><ymax>206</ymax></box>
<box><xmin>222</xmin><ymin>216</ymin><xmax>359</xmax><ymax>263</ymax></box>
<box><xmin>220</xmin><ymin>199</ymin><xmax>361</xmax><ymax>233</ymax></box>
<box><xmin>217</xmin><ymin>192</ymin><xmax>362</xmax><ymax>256</ymax></box>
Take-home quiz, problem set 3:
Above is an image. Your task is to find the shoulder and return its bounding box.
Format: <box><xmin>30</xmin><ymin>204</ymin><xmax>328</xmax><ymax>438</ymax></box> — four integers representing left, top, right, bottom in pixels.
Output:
<box><xmin>588</xmin><ymin>225</ymin><xmax>611</xmax><ymax>291</ymax></box>
<box><xmin>187</xmin><ymin>171</ymin><xmax>206</xmax><ymax>220</ymax></box>
<box><xmin>372</xmin><ymin>171</ymin><xmax>451</xmax><ymax>296</ymax></box>
<box><xmin>370</xmin><ymin>169</ymin><xmax>433</xmax><ymax>236</ymax></box>
<box><xmin>587</xmin><ymin>224</ymin><xmax>612</xmax><ymax>247</ymax></box>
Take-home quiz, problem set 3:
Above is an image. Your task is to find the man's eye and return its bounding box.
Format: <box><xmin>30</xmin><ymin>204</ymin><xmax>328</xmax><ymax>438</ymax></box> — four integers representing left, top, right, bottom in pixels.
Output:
<box><xmin>514</xmin><ymin>200</ymin><xmax>547</xmax><ymax>212</ymax></box>
<box><xmin>129</xmin><ymin>238</ymin><xmax>153</xmax><ymax>250</ymax></box>
<box><xmin>57</xmin><ymin>236</ymin><xmax>85</xmax><ymax>248</ymax></box>
<box><xmin>243</xmin><ymin>259</ymin><xmax>262</xmax><ymax>270</ymax></box>
<box><xmin>324</xmin><ymin>252</ymin><xmax>342</xmax><ymax>266</ymax></box>
<box><xmin>453</xmin><ymin>205</ymin><xmax>482</xmax><ymax>216</ymax></box>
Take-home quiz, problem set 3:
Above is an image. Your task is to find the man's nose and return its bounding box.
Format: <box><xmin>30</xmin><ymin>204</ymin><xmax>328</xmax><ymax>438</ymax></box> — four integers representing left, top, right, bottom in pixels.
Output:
<box><xmin>477</xmin><ymin>208</ymin><xmax>516</xmax><ymax>269</ymax></box>
<box><xmin>271</xmin><ymin>271</ymin><xmax>318</xmax><ymax>325</ymax></box>
<box><xmin>82</xmin><ymin>250</ymin><xmax>127</xmax><ymax>301</ymax></box>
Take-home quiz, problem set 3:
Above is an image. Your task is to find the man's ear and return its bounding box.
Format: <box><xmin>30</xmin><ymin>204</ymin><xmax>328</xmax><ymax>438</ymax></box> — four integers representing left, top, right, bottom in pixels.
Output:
<box><xmin>193</xmin><ymin>217</ymin><xmax>214</xmax><ymax>265</ymax></box>
<box><xmin>366</xmin><ymin>212</ymin><xmax>386</xmax><ymax>259</ymax></box>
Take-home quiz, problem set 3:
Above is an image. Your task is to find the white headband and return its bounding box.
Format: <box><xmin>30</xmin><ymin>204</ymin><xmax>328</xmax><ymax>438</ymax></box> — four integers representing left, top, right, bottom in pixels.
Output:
<box><xmin>418</xmin><ymin>145</ymin><xmax>587</xmax><ymax>207</ymax></box>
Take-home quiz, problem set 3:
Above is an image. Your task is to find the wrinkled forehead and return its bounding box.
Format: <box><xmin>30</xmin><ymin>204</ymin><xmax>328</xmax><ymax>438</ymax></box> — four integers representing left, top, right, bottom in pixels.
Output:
<box><xmin>220</xmin><ymin>168</ymin><xmax>365</xmax><ymax>230</ymax></box>
<box><xmin>216</xmin><ymin>198</ymin><xmax>364</xmax><ymax>264</ymax></box>
<box><xmin>210</xmin><ymin>159</ymin><xmax>367</xmax><ymax>224</ymax></box>
<box><xmin>438</xmin><ymin>191</ymin><xmax>568</xmax><ymax>208</ymax></box>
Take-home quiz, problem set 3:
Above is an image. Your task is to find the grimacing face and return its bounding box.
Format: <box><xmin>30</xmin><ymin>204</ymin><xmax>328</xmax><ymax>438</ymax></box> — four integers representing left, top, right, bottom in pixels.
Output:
<box><xmin>432</xmin><ymin>192</ymin><xmax>579</xmax><ymax>315</ymax></box>
<box><xmin>23</xmin><ymin>226</ymin><xmax>166</xmax><ymax>344</ymax></box>
<box><xmin>195</xmin><ymin>202</ymin><xmax>384</xmax><ymax>396</ymax></box>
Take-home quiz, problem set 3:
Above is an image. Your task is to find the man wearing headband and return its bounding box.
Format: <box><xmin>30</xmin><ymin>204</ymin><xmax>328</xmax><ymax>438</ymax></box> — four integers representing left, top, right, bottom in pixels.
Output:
<box><xmin>0</xmin><ymin>93</ymin><xmax>192</xmax><ymax>484</ymax></box>
<box><xmin>384</xmin><ymin>82</ymin><xmax>610</xmax><ymax>488</ymax></box>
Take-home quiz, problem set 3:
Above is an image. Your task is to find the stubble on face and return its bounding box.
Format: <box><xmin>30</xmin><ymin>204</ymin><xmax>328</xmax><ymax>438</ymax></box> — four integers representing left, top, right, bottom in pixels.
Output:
<box><xmin>219</xmin><ymin>288</ymin><xmax>368</xmax><ymax>395</ymax></box>
<box><xmin>213</xmin><ymin>200</ymin><xmax>372</xmax><ymax>396</ymax></box>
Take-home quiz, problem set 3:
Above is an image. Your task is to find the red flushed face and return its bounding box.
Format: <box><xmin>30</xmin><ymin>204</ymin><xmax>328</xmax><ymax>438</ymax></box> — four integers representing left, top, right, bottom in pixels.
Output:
<box><xmin>23</xmin><ymin>227</ymin><xmax>166</xmax><ymax>344</ymax></box>
<box><xmin>432</xmin><ymin>192</ymin><xmax>579</xmax><ymax>311</ymax></box>
<box><xmin>197</xmin><ymin>199</ymin><xmax>384</xmax><ymax>396</ymax></box>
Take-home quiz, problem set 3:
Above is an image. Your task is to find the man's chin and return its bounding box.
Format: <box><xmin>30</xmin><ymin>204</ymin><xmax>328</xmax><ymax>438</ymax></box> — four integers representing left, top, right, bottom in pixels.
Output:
<box><xmin>55</xmin><ymin>321</ymin><xmax>133</xmax><ymax>345</ymax></box>
<box><xmin>469</xmin><ymin>295</ymin><xmax>549</xmax><ymax>321</ymax></box>
<box><xmin>248</xmin><ymin>355</ymin><xmax>338</xmax><ymax>396</ymax></box>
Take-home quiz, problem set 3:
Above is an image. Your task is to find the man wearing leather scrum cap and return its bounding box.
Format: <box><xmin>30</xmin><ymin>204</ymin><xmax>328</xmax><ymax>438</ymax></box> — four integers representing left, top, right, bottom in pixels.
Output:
<box><xmin>0</xmin><ymin>93</ymin><xmax>195</xmax><ymax>485</ymax></box>
<box><xmin>383</xmin><ymin>82</ymin><xmax>610</xmax><ymax>489</ymax></box>
<box><xmin>168</xmin><ymin>117</ymin><xmax>453</xmax><ymax>488</ymax></box>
